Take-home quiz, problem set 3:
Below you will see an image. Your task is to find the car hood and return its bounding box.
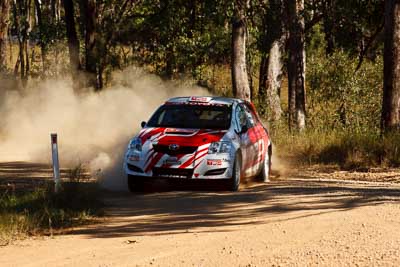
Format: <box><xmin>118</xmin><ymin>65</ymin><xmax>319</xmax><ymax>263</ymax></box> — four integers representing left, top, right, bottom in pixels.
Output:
<box><xmin>138</xmin><ymin>127</ymin><xmax>227</xmax><ymax>147</ymax></box>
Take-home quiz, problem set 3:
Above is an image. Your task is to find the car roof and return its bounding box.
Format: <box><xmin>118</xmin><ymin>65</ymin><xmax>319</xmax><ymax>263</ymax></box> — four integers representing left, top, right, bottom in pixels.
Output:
<box><xmin>165</xmin><ymin>96</ymin><xmax>243</xmax><ymax>105</ymax></box>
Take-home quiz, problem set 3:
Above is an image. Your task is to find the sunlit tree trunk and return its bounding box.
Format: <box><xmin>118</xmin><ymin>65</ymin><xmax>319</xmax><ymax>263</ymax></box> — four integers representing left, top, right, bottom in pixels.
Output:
<box><xmin>258</xmin><ymin>0</ymin><xmax>286</xmax><ymax>121</ymax></box>
<box><xmin>232</xmin><ymin>0</ymin><xmax>251</xmax><ymax>101</ymax></box>
<box><xmin>287</xmin><ymin>0</ymin><xmax>306</xmax><ymax>131</ymax></box>
<box><xmin>382</xmin><ymin>0</ymin><xmax>400</xmax><ymax>130</ymax></box>
<box><xmin>260</xmin><ymin>40</ymin><xmax>285</xmax><ymax>120</ymax></box>
<box><xmin>0</xmin><ymin>0</ymin><xmax>10</xmax><ymax>72</ymax></box>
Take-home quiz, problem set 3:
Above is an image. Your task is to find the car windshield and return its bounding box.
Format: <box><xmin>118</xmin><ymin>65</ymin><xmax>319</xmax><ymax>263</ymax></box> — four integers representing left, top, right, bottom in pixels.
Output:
<box><xmin>147</xmin><ymin>104</ymin><xmax>232</xmax><ymax>130</ymax></box>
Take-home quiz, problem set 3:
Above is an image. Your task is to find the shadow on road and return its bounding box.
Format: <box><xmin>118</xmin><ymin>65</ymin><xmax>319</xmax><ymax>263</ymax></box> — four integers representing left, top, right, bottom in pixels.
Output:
<box><xmin>1</xmin><ymin>162</ymin><xmax>400</xmax><ymax>238</ymax></box>
<box><xmin>71</xmin><ymin>176</ymin><xmax>400</xmax><ymax>238</ymax></box>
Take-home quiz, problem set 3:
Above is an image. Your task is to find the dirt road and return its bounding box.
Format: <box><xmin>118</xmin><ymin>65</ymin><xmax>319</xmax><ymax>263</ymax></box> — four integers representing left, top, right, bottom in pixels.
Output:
<box><xmin>1</xmin><ymin>164</ymin><xmax>400</xmax><ymax>266</ymax></box>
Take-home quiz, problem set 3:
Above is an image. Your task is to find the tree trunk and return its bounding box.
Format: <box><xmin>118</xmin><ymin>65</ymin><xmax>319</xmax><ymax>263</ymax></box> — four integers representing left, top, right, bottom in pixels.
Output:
<box><xmin>287</xmin><ymin>0</ymin><xmax>306</xmax><ymax>131</ymax></box>
<box><xmin>259</xmin><ymin>40</ymin><xmax>285</xmax><ymax>121</ymax></box>
<box><xmin>51</xmin><ymin>0</ymin><xmax>57</xmax><ymax>20</ymax></box>
<box><xmin>63</xmin><ymin>0</ymin><xmax>81</xmax><ymax>76</ymax></box>
<box><xmin>34</xmin><ymin>0</ymin><xmax>47</xmax><ymax>74</ymax></box>
<box><xmin>80</xmin><ymin>0</ymin><xmax>98</xmax><ymax>89</ymax></box>
<box><xmin>231</xmin><ymin>0</ymin><xmax>251</xmax><ymax>101</ymax></box>
<box><xmin>0</xmin><ymin>0</ymin><xmax>10</xmax><ymax>72</ymax></box>
<box><xmin>258</xmin><ymin>0</ymin><xmax>286</xmax><ymax>121</ymax></box>
<box><xmin>322</xmin><ymin>0</ymin><xmax>335</xmax><ymax>55</ymax></box>
<box><xmin>12</xmin><ymin>0</ymin><xmax>28</xmax><ymax>85</ymax></box>
<box><xmin>382</xmin><ymin>0</ymin><xmax>400</xmax><ymax>130</ymax></box>
<box><xmin>24</xmin><ymin>0</ymin><xmax>32</xmax><ymax>81</ymax></box>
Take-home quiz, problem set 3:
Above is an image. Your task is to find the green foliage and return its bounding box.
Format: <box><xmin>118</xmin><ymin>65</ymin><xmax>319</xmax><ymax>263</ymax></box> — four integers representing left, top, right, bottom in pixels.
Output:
<box><xmin>128</xmin><ymin>0</ymin><xmax>233</xmax><ymax>79</ymax></box>
<box><xmin>304</xmin><ymin>0</ymin><xmax>384</xmax><ymax>58</ymax></box>
<box><xmin>307</xmin><ymin>50</ymin><xmax>383</xmax><ymax>131</ymax></box>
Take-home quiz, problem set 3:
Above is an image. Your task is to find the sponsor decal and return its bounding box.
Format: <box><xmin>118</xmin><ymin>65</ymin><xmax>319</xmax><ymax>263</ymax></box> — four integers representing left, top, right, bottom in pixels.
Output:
<box><xmin>164</xmin><ymin>157</ymin><xmax>181</xmax><ymax>165</ymax></box>
<box><xmin>128</xmin><ymin>155</ymin><xmax>140</xmax><ymax>161</ymax></box>
<box><xmin>189</xmin><ymin>96</ymin><xmax>211</xmax><ymax>102</ymax></box>
<box><xmin>207</xmin><ymin>159</ymin><xmax>222</xmax><ymax>166</ymax></box>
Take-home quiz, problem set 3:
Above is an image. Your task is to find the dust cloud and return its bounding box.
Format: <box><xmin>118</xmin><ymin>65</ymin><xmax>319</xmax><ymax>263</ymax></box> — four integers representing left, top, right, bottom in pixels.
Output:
<box><xmin>271</xmin><ymin>151</ymin><xmax>290</xmax><ymax>179</ymax></box>
<box><xmin>0</xmin><ymin>67</ymin><xmax>207</xmax><ymax>190</ymax></box>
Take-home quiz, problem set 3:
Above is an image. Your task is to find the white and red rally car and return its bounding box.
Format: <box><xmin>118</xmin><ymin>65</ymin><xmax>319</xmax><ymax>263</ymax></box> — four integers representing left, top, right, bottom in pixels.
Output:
<box><xmin>124</xmin><ymin>96</ymin><xmax>272</xmax><ymax>191</ymax></box>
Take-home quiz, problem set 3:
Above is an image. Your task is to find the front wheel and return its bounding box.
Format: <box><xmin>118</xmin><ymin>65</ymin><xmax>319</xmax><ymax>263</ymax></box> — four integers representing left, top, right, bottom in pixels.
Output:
<box><xmin>259</xmin><ymin>146</ymin><xmax>272</xmax><ymax>182</ymax></box>
<box><xmin>229</xmin><ymin>153</ymin><xmax>242</xmax><ymax>191</ymax></box>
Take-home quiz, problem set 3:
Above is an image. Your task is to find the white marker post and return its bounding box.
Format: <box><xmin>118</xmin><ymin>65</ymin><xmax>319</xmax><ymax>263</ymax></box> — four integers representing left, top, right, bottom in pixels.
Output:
<box><xmin>51</xmin><ymin>133</ymin><xmax>61</xmax><ymax>193</ymax></box>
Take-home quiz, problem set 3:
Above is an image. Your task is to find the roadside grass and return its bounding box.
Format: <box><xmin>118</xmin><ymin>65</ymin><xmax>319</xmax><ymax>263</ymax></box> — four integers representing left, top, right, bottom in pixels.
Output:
<box><xmin>0</xmin><ymin>179</ymin><xmax>103</xmax><ymax>245</ymax></box>
<box><xmin>272</xmin><ymin>127</ymin><xmax>400</xmax><ymax>170</ymax></box>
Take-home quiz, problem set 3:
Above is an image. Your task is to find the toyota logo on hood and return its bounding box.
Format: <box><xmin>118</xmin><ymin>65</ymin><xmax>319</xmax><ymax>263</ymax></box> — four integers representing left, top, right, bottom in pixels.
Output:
<box><xmin>169</xmin><ymin>144</ymin><xmax>180</xmax><ymax>151</ymax></box>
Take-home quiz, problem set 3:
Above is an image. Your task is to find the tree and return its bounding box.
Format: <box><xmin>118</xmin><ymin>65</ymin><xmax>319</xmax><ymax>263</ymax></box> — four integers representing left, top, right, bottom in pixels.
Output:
<box><xmin>231</xmin><ymin>0</ymin><xmax>251</xmax><ymax>101</ymax></box>
<box><xmin>34</xmin><ymin>0</ymin><xmax>46</xmax><ymax>73</ymax></box>
<box><xmin>287</xmin><ymin>0</ymin><xmax>306</xmax><ymax>131</ymax></box>
<box><xmin>0</xmin><ymin>0</ymin><xmax>10</xmax><ymax>72</ymax></box>
<box><xmin>258</xmin><ymin>0</ymin><xmax>287</xmax><ymax>121</ymax></box>
<box><xmin>311</xmin><ymin>0</ymin><xmax>384</xmax><ymax>65</ymax></box>
<box><xmin>382</xmin><ymin>0</ymin><xmax>400</xmax><ymax>130</ymax></box>
<box><xmin>63</xmin><ymin>0</ymin><xmax>81</xmax><ymax>79</ymax></box>
<box><xmin>12</xmin><ymin>0</ymin><xmax>31</xmax><ymax>86</ymax></box>
<box><xmin>80</xmin><ymin>0</ymin><xmax>98</xmax><ymax>89</ymax></box>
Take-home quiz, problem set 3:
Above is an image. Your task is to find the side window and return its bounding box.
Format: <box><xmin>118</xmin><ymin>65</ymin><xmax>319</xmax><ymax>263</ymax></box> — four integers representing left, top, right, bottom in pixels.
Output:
<box><xmin>235</xmin><ymin>105</ymin><xmax>247</xmax><ymax>131</ymax></box>
<box><xmin>242</xmin><ymin>105</ymin><xmax>256</xmax><ymax>128</ymax></box>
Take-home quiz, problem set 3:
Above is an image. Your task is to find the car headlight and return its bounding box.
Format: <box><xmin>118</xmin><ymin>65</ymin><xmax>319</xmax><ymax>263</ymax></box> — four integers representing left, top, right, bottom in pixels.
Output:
<box><xmin>128</xmin><ymin>138</ymin><xmax>142</xmax><ymax>152</ymax></box>
<box><xmin>208</xmin><ymin>141</ymin><xmax>231</xmax><ymax>154</ymax></box>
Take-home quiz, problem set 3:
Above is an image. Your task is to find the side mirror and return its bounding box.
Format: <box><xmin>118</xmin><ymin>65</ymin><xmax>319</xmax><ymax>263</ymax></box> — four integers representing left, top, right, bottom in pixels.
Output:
<box><xmin>141</xmin><ymin>121</ymin><xmax>146</xmax><ymax>128</ymax></box>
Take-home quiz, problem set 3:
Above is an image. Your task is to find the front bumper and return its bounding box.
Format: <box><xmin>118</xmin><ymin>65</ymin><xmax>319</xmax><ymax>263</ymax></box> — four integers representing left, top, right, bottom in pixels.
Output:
<box><xmin>124</xmin><ymin>152</ymin><xmax>234</xmax><ymax>180</ymax></box>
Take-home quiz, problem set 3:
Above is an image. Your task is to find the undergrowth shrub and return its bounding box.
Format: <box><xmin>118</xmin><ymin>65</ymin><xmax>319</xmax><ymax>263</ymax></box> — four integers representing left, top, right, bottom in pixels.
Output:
<box><xmin>0</xmin><ymin>182</ymin><xmax>102</xmax><ymax>244</ymax></box>
<box><xmin>273</xmin><ymin>128</ymin><xmax>400</xmax><ymax>169</ymax></box>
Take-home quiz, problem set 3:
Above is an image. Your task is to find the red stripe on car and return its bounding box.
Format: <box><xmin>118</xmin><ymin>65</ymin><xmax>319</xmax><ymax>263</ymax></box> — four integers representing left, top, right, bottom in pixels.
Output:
<box><xmin>179</xmin><ymin>155</ymin><xmax>195</xmax><ymax>168</ymax></box>
<box><xmin>145</xmin><ymin>153</ymin><xmax>163</xmax><ymax>173</ymax></box>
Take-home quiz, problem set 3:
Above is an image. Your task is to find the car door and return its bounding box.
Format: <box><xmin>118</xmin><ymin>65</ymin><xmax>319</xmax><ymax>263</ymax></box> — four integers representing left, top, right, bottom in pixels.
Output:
<box><xmin>244</xmin><ymin>103</ymin><xmax>266</xmax><ymax>174</ymax></box>
<box><xmin>241</xmin><ymin>104</ymin><xmax>260</xmax><ymax>176</ymax></box>
<box><xmin>234</xmin><ymin>104</ymin><xmax>258</xmax><ymax>177</ymax></box>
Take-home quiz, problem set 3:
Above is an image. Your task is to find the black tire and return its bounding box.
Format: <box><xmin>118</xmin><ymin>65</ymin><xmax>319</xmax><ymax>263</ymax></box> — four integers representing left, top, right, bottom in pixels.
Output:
<box><xmin>127</xmin><ymin>175</ymin><xmax>144</xmax><ymax>193</ymax></box>
<box><xmin>258</xmin><ymin>145</ymin><xmax>272</xmax><ymax>182</ymax></box>
<box><xmin>229</xmin><ymin>153</ymin><xmax>242</xmax><ymax>191</ymax></box>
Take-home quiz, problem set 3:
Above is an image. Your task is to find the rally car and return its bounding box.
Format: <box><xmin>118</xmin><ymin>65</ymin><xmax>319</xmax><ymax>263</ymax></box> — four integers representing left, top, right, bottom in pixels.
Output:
<box><xmin>123</xmin><ymin>96</ymin><xmax>272</xmax><ymax>191</ymax></box>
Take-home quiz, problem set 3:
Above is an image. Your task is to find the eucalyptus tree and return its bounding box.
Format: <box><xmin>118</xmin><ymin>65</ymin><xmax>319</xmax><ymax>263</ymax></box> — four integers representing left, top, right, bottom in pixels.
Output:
<box><xmin>232</xmin><ymin>0</ymin><xmax>251</xmax><ymax>101</ymax></box>
<box><xmin>0</xmin><ymin>0</ymin><xmax>10</xmax><ymax>72</ymax></box>
<box><xmin>258</xmin><ymin>0</ymin><xmax>287</xmax><ymax>121</ymax></box>
<box><xmin>382</xmin><ymin>0</ymin><xmax>400</xmax><ymax>130</ymax></box>
<box><xmin>63</xmin><ymin>0</ymin><xmax>81</xmax><ymax>79</ymax></box>
<box><xmin>287</xmin><ymin>0</ymin><xmax>306</xmax><ymax>131</ymax></box>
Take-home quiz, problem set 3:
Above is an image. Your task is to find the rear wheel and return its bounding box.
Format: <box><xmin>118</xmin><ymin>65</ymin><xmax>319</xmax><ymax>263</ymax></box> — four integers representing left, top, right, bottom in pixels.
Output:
<box><xmin>127</xmin><ymin>175</ymin><xmax>144</xmax><ymax>193</ymax></box>
<box><xmin>259</xmin><ymin>145</ymin><xmax>272</xmax><ymax>182</ymax></box>
<box><xmin>229</xmin><ymin>153</ymin><xmax>242</xmax><ymax>191</ymax></box>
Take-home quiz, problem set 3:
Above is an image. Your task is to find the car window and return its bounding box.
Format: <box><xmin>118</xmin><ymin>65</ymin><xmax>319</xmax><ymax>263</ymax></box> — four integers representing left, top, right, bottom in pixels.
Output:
<box><xmin>235</xmin><ymin>105</ymin><xmax>248</xmax><ymax>131</ymax></box>
<box><xmin>147</xmin><ymin>104</ymin><xmax>232</xmax><ymax>130</ymax></box>
<box><xmin>242</xmin><ymin>104</ymin><xmax>256</xmax><ymax>128</ymax></box>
